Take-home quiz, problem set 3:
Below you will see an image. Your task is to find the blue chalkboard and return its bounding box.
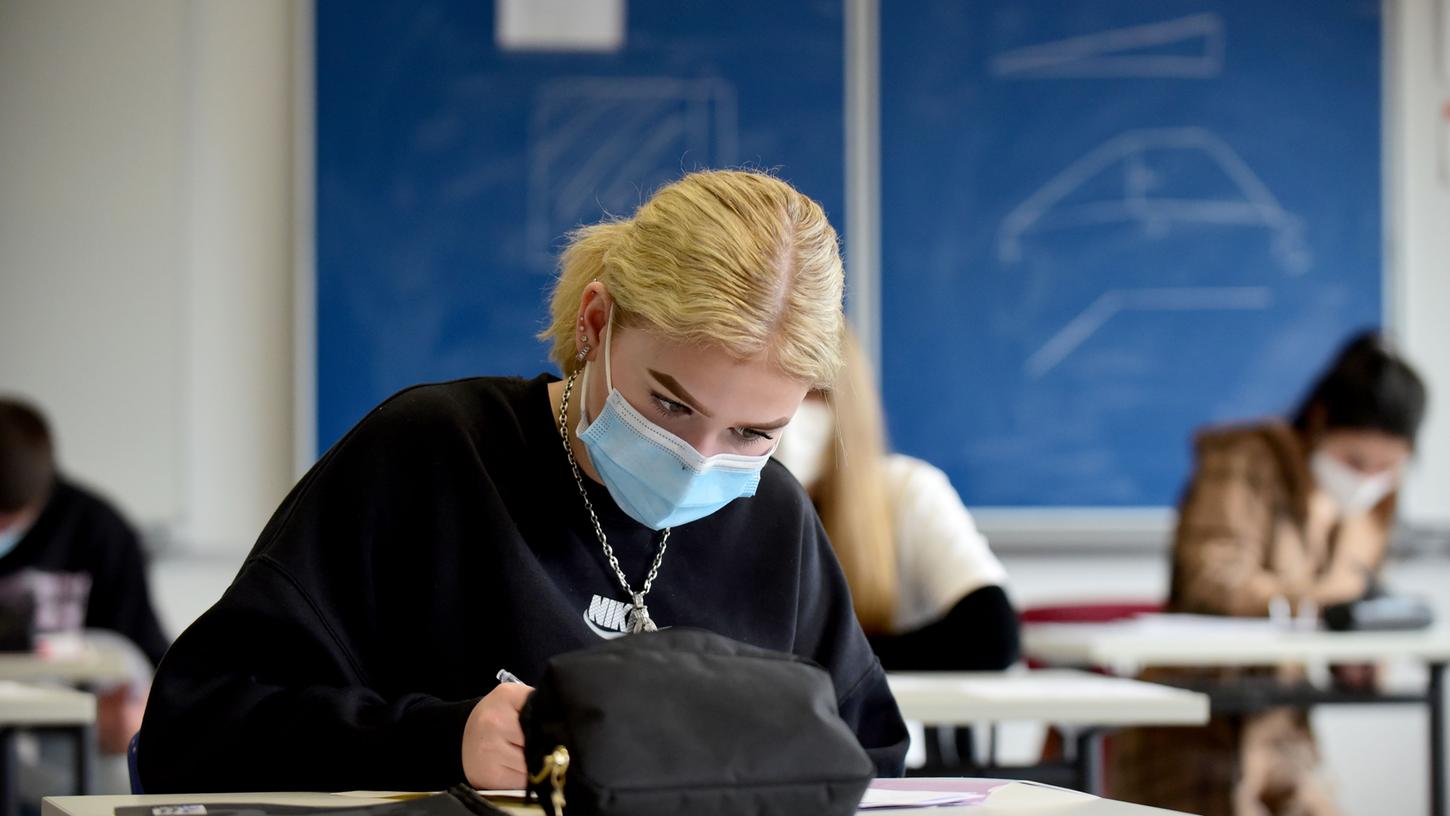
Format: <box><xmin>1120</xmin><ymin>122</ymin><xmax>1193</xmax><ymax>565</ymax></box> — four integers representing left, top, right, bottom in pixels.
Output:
<box><xmin>879</xmin><ymin>0</ymin><xmax>1382</xmax><ymax>507</ymax></box>
<box><xmin>316</xmin><ymin>0</ymin><xmax>845</xmax><ymax>453</ymax></box>
<box><xmin>317</xmin><ymin>0</ymin><xmax>1384</xmax><ymax>511</ymax></box>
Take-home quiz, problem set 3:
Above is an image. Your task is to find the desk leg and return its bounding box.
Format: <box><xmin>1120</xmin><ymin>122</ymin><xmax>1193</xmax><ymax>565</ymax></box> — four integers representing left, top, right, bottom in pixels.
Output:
<box><xmin>1073</xmin><ymin>730</ymin><xmax>1104</xmax><ymax>796</ymax></box>
<box><xmin>1431</xmin><ymin>662</ymin><xmax>1445</xmax><ymax>816</ymax></box>
<box><xmin>0</xmin><ymin>728</ymin><xmax>15</xmax><ymax>816</ymax></box>
<box><xmin>73</xmin><ymin>725</ymin><xmax>93</xmax><ymax>795</ymax></box>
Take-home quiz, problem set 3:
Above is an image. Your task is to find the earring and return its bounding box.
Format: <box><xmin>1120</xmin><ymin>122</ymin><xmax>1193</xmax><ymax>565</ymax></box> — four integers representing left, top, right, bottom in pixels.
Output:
<box><xmin>575</xmin><ymin>343</ymin><xmax>591</xmax><ymax>362</ymax></box>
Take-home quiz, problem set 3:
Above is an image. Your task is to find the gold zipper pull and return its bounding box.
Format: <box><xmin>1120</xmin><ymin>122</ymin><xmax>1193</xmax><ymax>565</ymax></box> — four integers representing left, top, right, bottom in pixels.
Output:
<box><xmin>528</xmin><ymin>745</ymin><xmax>570</xmax><ymax>815</ymax></box>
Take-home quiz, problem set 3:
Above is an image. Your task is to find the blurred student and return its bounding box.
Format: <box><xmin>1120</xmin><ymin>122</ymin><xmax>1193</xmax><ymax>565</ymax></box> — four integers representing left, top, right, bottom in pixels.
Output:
<box><xmin>0</xmin><ymin>398</ymin><xmax>168</xmax><ymax>754</ymax></box>
<box><xmin>1113</xmin><ymin>332</ymin><xmax>1427</xmax><ymax>816</ymax></box>
<box><xmin>773</xmin><ymin>331</ymin><xmax>1020</xmax><ymax>670</ymax></box>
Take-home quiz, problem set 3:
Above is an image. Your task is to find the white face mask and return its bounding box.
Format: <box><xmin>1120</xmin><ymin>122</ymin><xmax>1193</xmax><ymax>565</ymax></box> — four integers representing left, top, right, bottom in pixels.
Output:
<box><xmin>0</xmin><ymin>518</ymin><xmax>31</xmax><ymax>560</ymax></box>
<box><xmin>772</xmin><ymin>399</ymin><xmax>835</xmax><ymax>490</ymax></box>
<box><xmin>1310</xmin><ymin>450</ymin><xmax>1398</xmax><ymax>515</ymax></box>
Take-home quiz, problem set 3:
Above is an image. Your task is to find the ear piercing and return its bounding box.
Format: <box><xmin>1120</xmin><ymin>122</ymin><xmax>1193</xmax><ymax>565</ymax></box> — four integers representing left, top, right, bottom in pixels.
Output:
<box><xmin>575</xmin><ymin>317</ymin><xmax>591</xmax><ymax>362</ymax></box>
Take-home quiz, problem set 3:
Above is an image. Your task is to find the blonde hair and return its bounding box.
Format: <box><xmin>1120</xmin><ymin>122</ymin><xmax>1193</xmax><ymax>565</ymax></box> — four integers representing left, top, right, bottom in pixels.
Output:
<box><xmin>540</xmin><ymin>170</ymin><xmax>845</xmax><ymax>388</ymax></box>
<box><xmin>812</xmin><ymin>330</ymin><xmax>898</xmax><ymax>635</ymax></box>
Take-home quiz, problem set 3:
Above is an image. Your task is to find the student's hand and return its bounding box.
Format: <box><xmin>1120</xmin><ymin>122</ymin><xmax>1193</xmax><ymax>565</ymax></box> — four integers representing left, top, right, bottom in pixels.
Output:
<box><xmin>96</xmin><ymin>684</ymin><xmax>148</xmax><ymax>755</ymax></box>
<box><xmin>1331</xmin><ymin>663</ymin><xmax>1378</xmax><ymax>693</ymax></box>
<box><xmin>462</xmin><ymin>682</ymin><xmax>534</xmax><ymax>790</ymax></box>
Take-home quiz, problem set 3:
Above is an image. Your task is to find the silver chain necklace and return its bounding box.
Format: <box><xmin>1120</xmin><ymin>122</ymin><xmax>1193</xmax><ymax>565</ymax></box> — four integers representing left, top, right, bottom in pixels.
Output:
<box><xmin>557</xmin><ymin>369</ymin><xmax>669</xmax><ymax>634</ymax></box>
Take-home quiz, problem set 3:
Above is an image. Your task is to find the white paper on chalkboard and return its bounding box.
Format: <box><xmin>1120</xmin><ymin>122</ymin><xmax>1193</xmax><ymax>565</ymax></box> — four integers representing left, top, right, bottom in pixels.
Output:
<box><xmin>496</xmin><ymin>0</ymin><xmax>625</xmax><ymax>52</ymax></box>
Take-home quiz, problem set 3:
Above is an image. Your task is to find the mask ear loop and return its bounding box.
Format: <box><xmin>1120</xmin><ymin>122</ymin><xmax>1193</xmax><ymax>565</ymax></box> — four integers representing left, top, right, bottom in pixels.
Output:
<box><xmin>602</xmin><ymin>306</ymin><xmax>616</xmax><ymax>392</ymax></box>
<box><xmin>578</xmin><ymin>356</ymin><xmax>594</xmax><ymax>428</ymax></box>
<box><xmin>578</xmin><ymin>306</ymin><xmax>615</xmax><ymax>429</ymax></box>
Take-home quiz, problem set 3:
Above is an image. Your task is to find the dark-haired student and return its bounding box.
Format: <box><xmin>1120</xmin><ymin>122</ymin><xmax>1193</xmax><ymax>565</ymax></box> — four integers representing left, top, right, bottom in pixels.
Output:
<box><xmin>0</xmin><ymin>398</ymin><xmax>170</xmax><ymax>756</ymax></box>
<box><xmin>1113</xmin><ymin>331</ymin><xmax>1429</xmax><ymax>816</ymax></box>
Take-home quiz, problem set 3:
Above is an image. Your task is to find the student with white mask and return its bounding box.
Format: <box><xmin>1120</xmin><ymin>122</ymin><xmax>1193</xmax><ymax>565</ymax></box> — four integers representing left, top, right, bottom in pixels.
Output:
<box><xmin>138</xmin><ymin>170</ymin><xmax>909</xmax><ymax>793</ymax></box>
<box><xmin>774</xmin><ymin>332</ymin><xmax>1018</xmax><ymax>773</ymax></box>
<box><xmin>772</xmin><ymin>331</ymin><xmax>1018</xmax><ymax>671</ymax></box>
<box><xmin>1113</xmin><ymin>331</ymin><xmax>1428</xmax><ymax>816</ymax></box>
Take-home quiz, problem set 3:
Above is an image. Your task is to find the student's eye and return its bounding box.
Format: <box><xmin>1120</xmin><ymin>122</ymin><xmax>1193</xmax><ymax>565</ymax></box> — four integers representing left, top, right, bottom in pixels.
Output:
<box><xmin>732</xmin><ymin>427</ymin><xmax>775</xmax><ymax>445</ymax></box>
<box><xmin>651</xmin><ymin>393</ymin><xmax>692</xmax><ymax>418</ymax></box>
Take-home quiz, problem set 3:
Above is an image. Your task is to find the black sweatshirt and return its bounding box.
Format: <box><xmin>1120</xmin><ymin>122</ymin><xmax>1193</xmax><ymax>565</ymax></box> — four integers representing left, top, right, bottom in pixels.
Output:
<box><xmin>3</xmin><ymin>477</ymin><xmax>169</xmax><ymax>667</ymax></box>
<box><xmin>139</xmin><ymin>375</ymin><xmax>909</xmax><ymax>792</ymax></box>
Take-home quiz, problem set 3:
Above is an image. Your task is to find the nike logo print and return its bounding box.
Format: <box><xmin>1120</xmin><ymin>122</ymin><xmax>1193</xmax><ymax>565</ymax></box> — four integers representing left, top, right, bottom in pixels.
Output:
<box><xmin>583</xmin><ymin>614</ymin><xmax>628</xmax><ymax>640</ymax></box>
<box><xmin>582</xmin><ymin>593</ymin><xmax>670</xmax><ymax>640</ymax></box>
<box><xmin>583</xmin><ymin>594</ymin><xmax>631</xmax><ymax>640</ymax></box>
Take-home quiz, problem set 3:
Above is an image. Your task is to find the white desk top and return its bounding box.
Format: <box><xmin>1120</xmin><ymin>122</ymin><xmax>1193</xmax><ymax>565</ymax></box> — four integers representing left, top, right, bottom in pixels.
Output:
<box><xmin>1024</xmin><ymin>617</ymin><xmax>1450</xmax><ymax>669</ymax></box>
<box><xmin>42</xmin><ymin>783</ymin><xmax>1192</xmax><ymax>816</ymax></box>
<box><xmin>0</xmin><ymin>646</ymin><xmax>131</xmax><ymax>684</ymax></box>
<box><xmin>0</xmin><ymin>680</ymin><xmax>95</xmax><ymax>726</ymax></box>
<box><xmin>888</xmin><ymin>669</ymin><xmax>1209</xmax><ymax>727</ymax></box>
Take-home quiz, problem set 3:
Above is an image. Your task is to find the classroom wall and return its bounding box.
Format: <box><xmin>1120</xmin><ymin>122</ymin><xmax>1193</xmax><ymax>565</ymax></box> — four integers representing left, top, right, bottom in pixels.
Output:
<box><xmin>0</xmin><ymin>0</ymin><xmax>188</xmax><ymax>529</ymax></box>
<box><xmin>1393</xmin><ymin>0</ymin><xmax>1450</xmax><ymax>528</ymax></box>
<box><xmin>0</xmin><ymin>0</ymin><xmax>296</xmax><ymax>554</ymax></box>
<box><xmin>178</xmin><ymin>0</ymin><xmax>296</xmax><ymax>554</ymax></box>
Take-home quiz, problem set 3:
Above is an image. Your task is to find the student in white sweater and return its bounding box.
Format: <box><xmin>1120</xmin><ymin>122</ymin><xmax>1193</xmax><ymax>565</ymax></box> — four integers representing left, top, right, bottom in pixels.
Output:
<box><xmin>773</xmin><ymin>331</ymin><xmax>1018</xmax><ymax>671</ymax></box>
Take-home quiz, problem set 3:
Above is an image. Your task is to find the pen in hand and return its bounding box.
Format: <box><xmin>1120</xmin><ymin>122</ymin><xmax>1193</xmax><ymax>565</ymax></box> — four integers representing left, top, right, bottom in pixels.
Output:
<box><xmin>496</xmin><ymin>668</ymin><xmax>525</xmax><ymax>685</ymax></box>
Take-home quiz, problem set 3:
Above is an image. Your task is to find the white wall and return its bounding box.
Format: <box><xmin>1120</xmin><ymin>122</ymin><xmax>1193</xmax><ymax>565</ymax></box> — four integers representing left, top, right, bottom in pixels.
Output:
<box><xmin>0</xmin><ymin>0</ymin><xmax>188</xmax><ymax>526</ymax></box>
<box><xmin>1393</xmin><ymin>0</ymin><xmax>1450</xmax><ymax>528</ymax></box>
<box><xmin>0</xmin><ymin>0</ymin><xmax>296</xmax><ymax>553</ymax></box>
<box><xmin>179</xmin><ymin>0</ymin><xmax>296</xmax><ymax>553</ymax></box>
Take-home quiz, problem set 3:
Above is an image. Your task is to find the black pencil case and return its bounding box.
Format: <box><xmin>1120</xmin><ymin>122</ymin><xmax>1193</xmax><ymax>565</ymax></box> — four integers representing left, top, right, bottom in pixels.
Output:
<box><xmin>520</xmin><ymin>628</ymin><xmax>874</xmax><ymax>816</ymax></box>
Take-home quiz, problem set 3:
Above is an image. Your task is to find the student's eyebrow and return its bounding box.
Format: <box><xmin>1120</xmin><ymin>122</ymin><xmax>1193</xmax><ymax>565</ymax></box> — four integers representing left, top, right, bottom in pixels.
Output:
<box><xmin>649</xmin><ymin>369</ymin><xmax>714</xmax><ymax>418</ymax></box>
<box><xmin>750</xmin><ymin>416</ymin><xmax>793</xmax><ymax>432</ymax></box>
<box><xmin>647</xmin><ymin>369</ymin><xmax>790</xmax><ymax>431</ymax></box>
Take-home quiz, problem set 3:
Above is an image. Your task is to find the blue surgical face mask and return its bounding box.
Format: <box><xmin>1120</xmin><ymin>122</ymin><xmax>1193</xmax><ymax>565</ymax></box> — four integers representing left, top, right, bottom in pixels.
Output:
<box><xmin>576</xmin><ymin>315</ymin><xmax>777</xmax><ymax>530</ymax></box>
<box><xmin>0</xmin><ymin>520</ymin><xmax>30</xmax><ymax>560</ymax></box>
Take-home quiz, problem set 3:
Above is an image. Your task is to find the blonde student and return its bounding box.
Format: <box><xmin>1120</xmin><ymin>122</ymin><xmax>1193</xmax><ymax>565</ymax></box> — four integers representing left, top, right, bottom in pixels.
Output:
<box><xmin>773</xmin><ymin>331</ymin><xmax>1018</xmax><ymax>670</ymax></box>
<box><xmin>138</xmin><ymin>170</ymin><xmax>909</xmax><ymax>792</ymax></box>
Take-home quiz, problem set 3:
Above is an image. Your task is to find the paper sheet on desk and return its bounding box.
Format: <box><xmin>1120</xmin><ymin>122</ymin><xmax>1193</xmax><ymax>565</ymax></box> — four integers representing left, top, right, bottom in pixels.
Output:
<box><xmin>1127</xmin><ymin>614</ymin><xmax>1291</xmax><ymax>634</ymax></box>
<box><xmin>860</xmin><ymin>778</ymin><xmax>1007</xmax><ymax>809</ymax></box>
<box><xmin>859</xmin><ymin>790</ymin><xmax>988</xmax><ymax>809</ymax></box>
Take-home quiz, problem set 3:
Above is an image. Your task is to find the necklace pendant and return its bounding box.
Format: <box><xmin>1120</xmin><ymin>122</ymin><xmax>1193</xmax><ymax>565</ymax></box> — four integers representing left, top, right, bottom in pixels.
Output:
<box><xmin>627</xmin><ymin>593</ymin><xmax>657</xmax><ymax>634</ymax></box>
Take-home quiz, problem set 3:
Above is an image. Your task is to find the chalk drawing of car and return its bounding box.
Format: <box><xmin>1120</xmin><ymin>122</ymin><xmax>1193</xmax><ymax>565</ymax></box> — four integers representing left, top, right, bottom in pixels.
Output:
<box><xmin>996</xmin><ymin>127</ymin><xmax>1310</xmax><ymax>274</ymax></box>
